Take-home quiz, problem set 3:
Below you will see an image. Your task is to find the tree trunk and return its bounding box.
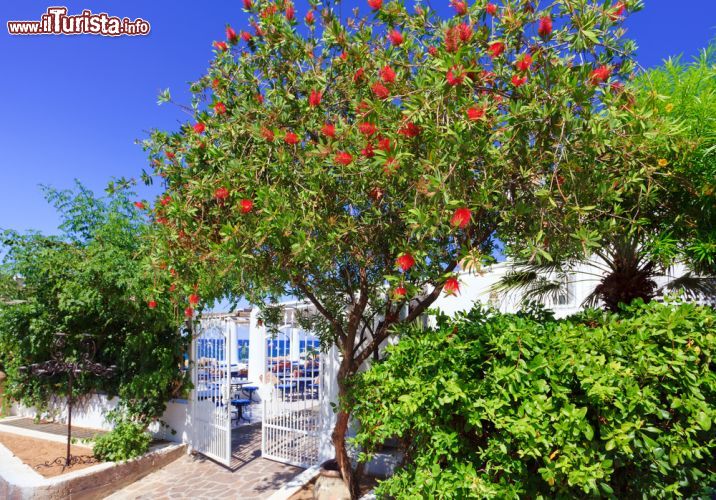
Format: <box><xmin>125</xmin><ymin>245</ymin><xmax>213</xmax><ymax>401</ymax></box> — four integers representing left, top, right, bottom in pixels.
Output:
<box><xmin>332</xmin><ymin>357</ymin><xmax>359</xmax><ymax>498</ymax></box>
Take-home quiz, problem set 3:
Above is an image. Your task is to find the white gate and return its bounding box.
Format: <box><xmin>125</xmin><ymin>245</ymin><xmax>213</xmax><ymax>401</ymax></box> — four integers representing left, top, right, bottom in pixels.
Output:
<box><xmin>191</xmin><ymin>318</ymin><xmax>233</xmax><ymax>466</ymax></box>
<box><xmin>261</xmin><ymin>308</ymin><xmax>323</xmax><ymax>468</ymax></box>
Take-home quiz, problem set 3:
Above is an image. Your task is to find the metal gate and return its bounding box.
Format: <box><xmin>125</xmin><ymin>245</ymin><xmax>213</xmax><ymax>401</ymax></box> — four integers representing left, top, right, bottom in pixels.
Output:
<box><xmin>261</xmin><ymin>308</ymin><xmax>323</xmax><ymax>468</ymax></box>
<box><xmin>191</xmin><ymin>318</ymin><xmax>232</xmax><ymax>466</ymax></box>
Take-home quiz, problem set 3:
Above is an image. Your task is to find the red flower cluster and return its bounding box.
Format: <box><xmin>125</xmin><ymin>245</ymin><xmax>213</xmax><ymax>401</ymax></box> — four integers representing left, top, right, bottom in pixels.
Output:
<box><xmin>240</xmin><ymin>199</ymin><xmax>254</xmax><ymax>213</ymax></box>
<box><xmin>451</xmin><ymin>0</ymin><xmax>467</xmax><ymax>16</ymax></box>
<box><xmin>256</xmin><ymin>93</ymin><xmax>264</xmax><ymax>104</ymax></box>
<box><xmin>446</xmin><ymin>67</ymin><xmax>465</xmax><ymax>86</ymax></box>
<box><xmin>189</xmin><ymin>293</ymin><xmax>200</xmax><ymax>305</ymax></box>
<box><xmin>309</xmin><ymin>89</ymin><xmax>322</xmax><ymax>106</ymax></box>
<box><xmin>193</xmin><ymin>122</ymin><xmax>206</xmax><ymax>134</ymax></box>
<box><xmin>305</xmin><ymin>10</ymin><xmax>315</xmax><ymax>24</ymax></box>
<box><xmin>226</xmin><ymin>26</ymin><xmax>238</xmax><ymax>44</ymax></box>
<box><xmin>213</xmin><ymin>41</ymin><xmax>228</xmax><ymax>51</ymax></box>
<box><xmin>335</xmin><ymin>152</ymin><xmax>354</xmax><ymax>166</ymax></box>
<box><xmin>516</xmin><ymin>54</ymin><xmax>533</xmax><ymax>72</ymax></box>
<box><xmin>394</xmin><ymin>286</ymin><xmax>407</xmax><ymax>298</ymax></box>
<box><xmin>353</xmin><ymin>67</ymin><xmax>365</xmax><ymax>82</ymax></box>
<box><xmin>214</xmin><ymin>102</ymin><xmax>227</xmax><ymax>115</ymax></box>
<box><xmin>371</xmin><ymin>82</ymin><xmax>390</xmax><ymax>99</ymax></box>
<box><xmin>243</xmin><ymin>0</ymin><xmax>252</xmax><ymax>9</ymax></box>
<box><xmin>512</xmin><ymin>74</ymin><xmax>528</xmax><ymax>87</ymax></box>
<box><xmin>361</xmin><ymin>143</ymin><xmax>375</xmax><ymax>158</ymax></box>
<box><xmin>185</xmin><ymin>307</ymin><xmax>194</xmax><ymax>318</ymax></box>
<box><xmin>285</xmin><ymin>3</ymin><xmax>295</xmax><ymax>20</ymax></box>
<box><xmin>378</xmin><ymin>137</ymin><xmax>391</xmax><ymax>151</ymax></box>
<box><xmin>538</xmin><ymin>15</ymin><xmax>553</xmax><ymax>37</ymax></box>
<box><xmin>590</xmin><ymin>65</ymin><xmax>611</xmax><ymax>84</ymax></box>
<box><xmin>160</xmin><ymin>194</ymin><xmax>172</xmax><ymax>206</ymax></box>
<box><xmin>367</xmin><ymin>0</ymin><xmax>382</xmax><ymax>10</ymax></box>
<box><xmin>486</xmin><ymin>3</ymin><xmax>497</xmax><ymax>15</ymax></box>
<box><xmin>380</xmin><ymin>65</ymin><xmax>396</xmax><ymax>83</ymax></box>
<box><xmin>241</xmin><ymin>31</ymin><xmax>252</xmax><ymax>42</ymax></box>
<box><xmin>444</xmin><ymin>277</ymin><xmax>460</xmax><ymax>295</ymax></box>
<box><xmin>398</xmin><ymin>122</ymin><xmax>421</xmax><ymax>138</ymax></box>
<box><xmin>396</xmin><ymin>253</ymin><xmax>415</xmax><ymax>272</ymax></box>
<box><xmin>284</xmin><ymin>131</ymin><xmax>300</xmax><ymax>145</ymax></box>
<box><xmin>388</xmin><ymin>30</ymin><xmax>403</xmax><ymax>46</ymax></box>
<box><xmin>450</xmin><ymin>207</ymin><xmax>471</xmax><ymax>228</ymax></box>
<box><xmin>457</xmin><ymin>23</ymin><xmax>472</xmax><ymax>42</ymax></box>
<box><xmin>609</xmin><ymin>1</ymin><xmax>626</xmax><ymax>20</ymax></box>
<box><xmin>134</xmin><ymin>201</ymin><xmax>146</xmax><ymax>210</ymax></box>
<box><xmin>322</xmin><ymin>123</ymin><xmax>336</xmax><ymax>138</ymax></box>
<box><xmin>359</xmin><ymin>122</ymin><xmax>377</xmax><ymax>136</ymax></box>
<box><xmin>488</xmin><ymin>41</ymin><xmax>504</xmax><ymax>58</ymax></box>
<box><xmin>466</xmin><ymin>106</ymin><xmax>485</xmax><ymax>121</ymax></box>
<box><xmin>215</xmin><ymin>187</ymin><xmax>229</xmax><ymax>200</ymax></box>
<box><xmin>261</xmin><ymin>127</ymin><xmax>275</xmax><ymax>141</ymax></box>
<box><xmin>148</xmin><ymin>300</ymin><xmax>157</xmax><ymax>309</ymax></box>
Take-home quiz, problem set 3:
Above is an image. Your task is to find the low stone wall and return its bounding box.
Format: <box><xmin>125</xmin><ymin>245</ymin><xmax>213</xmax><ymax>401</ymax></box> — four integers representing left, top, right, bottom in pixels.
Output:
<box><xmin>0</xmin><ymin>441</ymin><xmax>186</xmax><ymax>499</ymax></box>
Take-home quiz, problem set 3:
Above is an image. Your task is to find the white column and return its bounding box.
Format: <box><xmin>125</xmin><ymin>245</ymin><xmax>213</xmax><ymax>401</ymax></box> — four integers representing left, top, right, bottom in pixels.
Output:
<box><xmin>248</xmin><ymin>308</ymin><xmax>266</xmax><ymax>387</ymax></box>
<box><xmin>228</xmin><ymin>319</ymin><xmax>236</xmax><ymax>377</ymax></box>
<box><xmin>289</xmin><ymin>326</ymin><xmax>301</xmax><ymax>362</ymax></box>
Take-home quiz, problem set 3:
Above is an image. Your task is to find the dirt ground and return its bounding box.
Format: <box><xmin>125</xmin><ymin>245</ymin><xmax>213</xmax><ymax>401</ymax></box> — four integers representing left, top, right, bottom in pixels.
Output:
<box><xmin>289</xmin><ymin>475</ymin><xmax>378</xmax><ymax>499</ymax></box>
<box><xmin>0</xmin><ymin>431</ymin><xmax>100</xmax><ymax>478</ymax></box>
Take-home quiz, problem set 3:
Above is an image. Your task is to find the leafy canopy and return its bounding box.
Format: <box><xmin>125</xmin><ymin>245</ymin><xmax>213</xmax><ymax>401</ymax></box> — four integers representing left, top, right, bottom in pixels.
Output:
<box><xmin>0</xmin><ymin>183</ymin><xmax>188</xmax><ymax>424</ymax></box>
<box><xmin>143</xmin><ymin>0</ymin><xmax>642</xmax><ymax>349</ymax></box>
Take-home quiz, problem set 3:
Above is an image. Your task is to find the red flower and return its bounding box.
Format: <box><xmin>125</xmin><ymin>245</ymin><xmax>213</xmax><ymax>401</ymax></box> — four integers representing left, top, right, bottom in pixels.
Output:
<box><xmin>398</xmin><ymin>122</ymin><xmax>421</xmax><ymax>138</ymax></box>
<box><xmin>369</xmin><ymin>186</ymin><xmax>384</xmax><ymax>200</ymax></box>
<box><xmin>189</xmin><ymin>293</ymin><xmax>200</xmax><ymax>305</ymax></box>
<box><xmin>358</xmin><ymin>122</ymin><xmax>377</xmax><ymax>136</ymax></box>
<box><xmin>356</xmin><ymin>100</ymin><xmax>371</xmax><ymax>113</ymax></box>
<box><xmin>353</xmin><ymin>67</ymin><xmax>365</xmax><ymax>82</ymax></box>
<box><xmin>488</xmin><ymin>41</ymin><xmax>504</xmax><ymax>58</ymax></box>
<box><xmin>193</xmin><ymin>122</ymin><xmax>206</xmax><ymax>134</ymax></box>
<box><xmin>169</xmin><ymin>283</ymin><xmax>176</xmax><ymax>292</ymax></box>
<box><xmin>368</xmin><ymin>0</ymin><xmax>383</xmax><ymax>10</ymax></box>
<box><xmin>590</xmin><ymin>65</ymin><xmax>611</xmax><ymax>84</ymax></box>
<box><xmin>134</xmin><ymin>201</ymin><xmax>145</xmax><ymax>210</ymax></box>
<box><xmin>394</xmin><ymin>286</ymin><xmax>407</xmax><ymax>298</ymax></box>
<box><xmin>450</xmin><ymin>207</ymin><xmax>471</xmax><ymax>228</ymax></box>
<box><xmin>516</xmin><ymin>53</ymin><xmax>533</xmax><ymax>72</ymax></box>
<box><xmin>445</xmin><ymin>26</ymin><xmax>459</xmax><ymax>53</ymax></box>
<box><xmin>309</xmin><ymin>89</ymin><xmax>322</xmax><ymax>106</ymax></box>
<box><xmin>184</xmin><ymin>307</ymin><xmax>194</xmax><ymax>318</ymax></box>
<box><xmin>156</xmin><ymin>217</ymin><xmax>168</xmax><ymax>225</ymax></box>
<box><xmin>380</xmin><ymin>65</ymin><xmax>396</xmax><ymax>83</ymax></box>
<box><xmin>378</xmin><ymin>137</ymin><xmax>391</xmax><ymax>151</ymax></box>
<box><xmin>511</xmin><ymin>74</ymin><xmax>528</xmax><ymax>87</ymax></box>
<box><xmin>361</xmin><ymin>143</ymin><xmax>375</xmax><ymax>158</ymax></box>
<box><xmin>396</xmin><ymin>253</ymin><xmax>415</xmax><ymax>272</ymax></box>
<box><xmin>444</xmin><ymin>276</ymin><xmax>460</xmax><ymax>295</ymax></box>
<box><xmin>212</xmin><ymin>78</ymin><xmax>220</xmax><ymax>89</ymax></box>
<box><xmin>160</xmin><ymin>194</ymin><xmax>172</xmax><ymax>206</ymax></box>
<box><xmin>371</xmin><ymin>82</ymin><xmax>390</xmax><ymax>99</ymax></box>
<box><xmin>335</xmin><ymin>152</ymin><xmax>354</xmax><ymax>166</ymax></box>
<box><xmin>466</xmin><ymin>106</ymin><xmax>485</xmax><ymax>121</ymax></box>
<box><xmin>243</xmin><ymin>0</ymin><xmax>252</xmax><ymax>9</ymax></box>
<box><xmin>148</xmin><ymin>300</ymin><xmax>157</xmax><ymax>309</ymax></box>
<box><xmin>261</xmin><ymin>127</ymin><xmax>275</xmax><ymax>141</ymax></box>
<box><xmin>241</xmin><ymin>31</ymin><xmax>252</xmax><ymax>42</ymax></box>
<box><xmin>215</xmin><ymin>187</ymin><xmax>230</xmax><ymax>200</ymax></box>
<box><xmin>285</xmin><ymin>3</ymin><xmax>295</xmax><ymax>20</ymax></box>
<box><xmin>383</xmin><ymin>157</ymin><xmax>398</xmax><ymax>174</ymax></box>
<box><xmin>213</xmin><ymin>41</ymin><xmax>228</xmax><ymax>51</ymax></box>
<box><xmin>284</xmin><ymin>131</ymin><xmax>300</xmax><ymax>145</ymax></box>
<box><xmin>486</xmin><ymin>3</ymin><xmax>497</xmax><ymax>15</ymax></box>
<box><xmin>166</xmin><ymin>151</ymin><xmax>175</xmax><ymax>160</ymax></box>
<box><xmin>609</xmin><ymin>1</ymin><xmax>626</xmax><ymax>20</ymax></box>
<box><xmin>446</xmin><ymin>67</ymin><xmax>465</xmax><ymax>86</ymax></box>
<box><xmin>256</xmin><ymin>93</ymin><xmax>264</xmax><ymax>104</ymax></box>
<box><xmin>240</xmin><ymin>199</ymin><xmax>254</xmax><ymax>213</ymax></box>
<box><xmin>457</xmin><ymin>23</ymin><xmax>472</xmax><ymax>42</ymax></box>
<box><xmin>322</xmin><ymin>123</ymin><xmax>336</xmax><ymax>138</ymax></box>
<box><xmin>428</xmin><ymin>46</ymin><xmax>438</xmax><ymax>56</ymax></box>
<box><xmin>214</xmin><ymin>102</ymin><xmax>227</xmax><ymax>115</ymax></box>
<box><xmin>389</xmin><ymin>30</ymin><xmax>404</xmax><ymax>46</ymax></box>
<box><xmin>305</xmin><ymin>10</ymin><xmax>315</xmax><ymax>24</ymax></box>
<box><xmin>226</xmin><ymin>26</ymin><xmax>238</xmax><ymax>44</ymax></box>
<box><xmin>538</xmin><ymin>15</ymin><xmax>553</xmax><ymax>38</ymax></box>
<box><xmin>451</xmin><ymin>0</ymin><xmax>467</xmax><ymax>15</ymax></box>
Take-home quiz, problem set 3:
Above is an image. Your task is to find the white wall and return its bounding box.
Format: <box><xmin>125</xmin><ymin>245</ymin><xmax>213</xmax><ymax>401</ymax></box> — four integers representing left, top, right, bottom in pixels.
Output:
<box><xmin>11</xmin><ymin>393</ymin><xmax>119</xmax><ymax>431</ymax></box>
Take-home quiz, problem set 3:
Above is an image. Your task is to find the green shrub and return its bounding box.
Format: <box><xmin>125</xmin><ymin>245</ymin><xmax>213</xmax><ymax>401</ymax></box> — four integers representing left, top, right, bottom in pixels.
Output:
<box><xmin>93</xmin><ymin>421</ymin><xmax>152</xmax><ymax>462</ymax></box>
<box><xmin>351</xmin><ymin>301</ymin><xmax>716</xmax><ymax>498</ymax></box>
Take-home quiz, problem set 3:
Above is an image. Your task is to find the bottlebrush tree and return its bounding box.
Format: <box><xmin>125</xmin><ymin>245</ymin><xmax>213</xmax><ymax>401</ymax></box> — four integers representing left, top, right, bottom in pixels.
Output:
<box><xmin>141</xmin><ymin>0</ymin><xmax>639</xmax><ymax>493</ymax></box>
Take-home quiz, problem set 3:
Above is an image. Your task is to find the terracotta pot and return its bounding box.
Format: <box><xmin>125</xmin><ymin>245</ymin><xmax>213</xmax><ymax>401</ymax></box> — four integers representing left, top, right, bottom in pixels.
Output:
<box><xmin>313</xmin><ymin>459</ymin><xmax>351</xmax><ymax>500</ymax></box>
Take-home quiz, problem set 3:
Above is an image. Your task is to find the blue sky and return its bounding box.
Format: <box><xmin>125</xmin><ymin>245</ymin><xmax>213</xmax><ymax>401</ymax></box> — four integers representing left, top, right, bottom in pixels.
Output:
<box><xmin>1</xmin><ymin>1</ymin><xmax>715</xmax><ymax>235</ymax></box>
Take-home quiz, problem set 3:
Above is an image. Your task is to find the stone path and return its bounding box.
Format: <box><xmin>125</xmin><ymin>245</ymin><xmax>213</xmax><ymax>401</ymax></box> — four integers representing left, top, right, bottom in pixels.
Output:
<box><xmin>106</xmin><ymin>423</ymin><xmax>302</xmax><ymax>500</ymax></box>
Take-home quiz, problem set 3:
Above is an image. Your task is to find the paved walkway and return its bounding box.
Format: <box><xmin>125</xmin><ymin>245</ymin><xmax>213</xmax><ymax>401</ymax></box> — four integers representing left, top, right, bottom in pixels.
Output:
<box><xmin>106</xmin><ymin>423</ymin><xmax>302</xmax><ymax>500</ymax></box>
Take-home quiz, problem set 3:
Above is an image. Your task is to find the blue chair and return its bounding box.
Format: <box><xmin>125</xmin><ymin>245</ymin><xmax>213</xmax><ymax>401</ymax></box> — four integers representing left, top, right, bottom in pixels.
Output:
<box><xmin>242</xmin><ymin>386</ymin><xmax>259</xmax><ymax>402</ymax></box>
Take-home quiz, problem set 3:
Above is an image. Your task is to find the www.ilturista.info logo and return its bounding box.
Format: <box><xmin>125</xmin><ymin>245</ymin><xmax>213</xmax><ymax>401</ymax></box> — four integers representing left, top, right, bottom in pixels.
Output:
<box><xmin>7</xmin><ymin>7</ymin><xmax>150</xmax><ymax>36</ymax></box>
